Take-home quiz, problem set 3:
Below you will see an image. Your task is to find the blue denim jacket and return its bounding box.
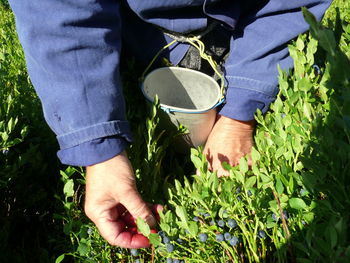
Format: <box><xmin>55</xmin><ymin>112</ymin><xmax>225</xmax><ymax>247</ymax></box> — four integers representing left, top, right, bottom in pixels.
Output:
<box><xmin>9</xmin><ymin>0</ymin><xmax>331</xmax><ymax>166</ymax></box>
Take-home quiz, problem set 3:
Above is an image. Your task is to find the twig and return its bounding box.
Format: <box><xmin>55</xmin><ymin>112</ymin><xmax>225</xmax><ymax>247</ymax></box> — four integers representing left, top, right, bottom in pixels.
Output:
<box><xmin>272</xmin><ymin>190</ymin><xmax>295</xmax><ymax>263</ymax></box>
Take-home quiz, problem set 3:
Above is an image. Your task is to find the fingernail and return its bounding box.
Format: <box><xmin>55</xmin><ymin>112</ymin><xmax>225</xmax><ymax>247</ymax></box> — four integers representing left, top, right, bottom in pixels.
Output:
<box><xmin>145</xmin><ymin>214</ymin><xmax>157</xmax><ymax>227</ymax></box>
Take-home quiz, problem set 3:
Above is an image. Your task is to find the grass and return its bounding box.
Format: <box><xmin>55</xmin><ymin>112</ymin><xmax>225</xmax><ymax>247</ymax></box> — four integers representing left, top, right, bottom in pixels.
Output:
<box><xmin>0</xmin><ymin>1</ymin><xmax>350</xmax><ymax>262</ymax></box>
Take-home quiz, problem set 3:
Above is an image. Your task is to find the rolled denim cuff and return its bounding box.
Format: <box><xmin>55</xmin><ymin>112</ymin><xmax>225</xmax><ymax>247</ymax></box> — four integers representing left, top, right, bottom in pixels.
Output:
<box><xmin>219</xmin><ymin>87</ymin><xmax>276</xmax><ymax>121</ymax></box>
<box><xmin>57</xmin><ymin>135</ymin><xmax>129</xmax><ymax>166</ymax></box>
<box><xmin>56</xmin><ymin>120</ymin><xmax>131</xmax><ymax>150</ymax></box>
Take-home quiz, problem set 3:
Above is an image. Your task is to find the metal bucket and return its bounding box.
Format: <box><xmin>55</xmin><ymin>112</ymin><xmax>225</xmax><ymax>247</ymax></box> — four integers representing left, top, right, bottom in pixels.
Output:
<box><xmin>141</xmin><ymin>67</ymin><xmax>221</xmax><ymax>151</ymax></box>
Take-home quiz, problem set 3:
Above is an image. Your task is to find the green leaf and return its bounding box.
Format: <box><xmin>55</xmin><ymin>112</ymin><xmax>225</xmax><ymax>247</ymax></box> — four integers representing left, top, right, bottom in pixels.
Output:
<box><xmin>251</xmin><ymin>147</ymin><xmax>261</xmax><ymax>163</ymax></box>
<box><xmin>149</xmin><ymin>233</ymin><xmax>161</xmax><ymax>246</ymax></box>
<box><xmin>55</xmin><ymin>254</ymin><xmax>65</xmax><ymax>263</ymax></box>
<box><xmin>276</xmin><ymin>178</ymin><xmax>284</xmax><ymax>195</ymax></box>
<box><xmin>296</xmin><ymin>37</ymin><xmax>305</xmax><ymax>51</ymax></box>
<box><xmin>239</xmin><ymin>158</ymin><xmax>248</xmax><ymax>174</ymax></box>
<box><xmin>245</xmin><ymin>176</ymin><xmax>256</xmax><ymax>189</ymax></box>
<box><xmin>63</xmin><ymin>179</ymin><xmax>74</xmax><ymax>198</ymax></box>
<box><xmin>188</xmin><ymin>221</ymin><xmax>198</xmax><ymax>236</ymax></box>
<box><xmin>221</xmin><ymin>161</ymin><xmax>231</xmax><ymax>171</ymax></box>
<box><xmin>136</xmin><ymin>217</ymin><xmax>151</xmax><ymax>237</ymax></box>
<box><xmin>77</xmin><ymin>239</ymin><xmax>89</xmax><ymax>256</ymax></box>
<box><xmin>289</xmin><ymin>198</ymin><xmax>307</xmax><ymax>210</ymax></box>
<box><xmin>175</xmin><ymin>206</ymin><xmax>188</xmax><ymax>225</ymax></box>
<box><xmin>190</xmin><ymin>154</ymin><xmax>202</xmax><ymax>170</ymax></box>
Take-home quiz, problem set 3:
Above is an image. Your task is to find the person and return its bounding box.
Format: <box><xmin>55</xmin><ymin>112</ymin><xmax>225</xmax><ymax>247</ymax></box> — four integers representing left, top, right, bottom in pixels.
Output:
<box><xmin>8</xmin><ymin>0</ymin><xmax>331</xmax><ymax>249</ymax></box>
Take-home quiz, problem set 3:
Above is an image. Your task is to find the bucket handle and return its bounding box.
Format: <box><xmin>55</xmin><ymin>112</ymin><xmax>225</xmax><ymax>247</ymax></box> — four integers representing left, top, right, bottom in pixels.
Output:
<box><xmin>139</xmin><ymin>33</ymin><xmax>226</xmax><ymax>103</ymax></box>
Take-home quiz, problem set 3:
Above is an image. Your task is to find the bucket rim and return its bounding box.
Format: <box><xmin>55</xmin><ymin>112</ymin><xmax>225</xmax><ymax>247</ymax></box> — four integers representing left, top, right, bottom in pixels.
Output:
<box><xmin>141</xmin><ymin>66</ymin><xmax>222</xmax><ymax>113</ymax></box>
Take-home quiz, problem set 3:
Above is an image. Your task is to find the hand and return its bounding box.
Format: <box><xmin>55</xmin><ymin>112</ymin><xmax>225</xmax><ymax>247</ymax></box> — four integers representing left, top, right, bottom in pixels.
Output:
<box><xmin>84</xmin><ymin>151</ymin><xmax>161</xmax><ymax>248</ymax></box>
<box><xmin>203</xmin><ymin>115</ymin><xmax>255</xmax><ymax>176</ymax></box>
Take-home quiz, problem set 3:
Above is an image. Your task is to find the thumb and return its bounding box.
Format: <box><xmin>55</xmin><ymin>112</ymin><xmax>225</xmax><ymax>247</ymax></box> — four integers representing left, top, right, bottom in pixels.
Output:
<box><xmin>120</xmin><ymin>188</ymin><xmax>157</xmax><ymax>229</ymax></box>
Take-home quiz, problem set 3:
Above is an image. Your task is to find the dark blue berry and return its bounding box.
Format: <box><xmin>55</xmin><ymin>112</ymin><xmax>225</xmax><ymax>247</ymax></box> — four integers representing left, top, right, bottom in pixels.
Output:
<box><xmin>199</xmin><ymin>233</ymin><xmax>208</xmax><ymax>242</ymax></box>
<box><xmin>163</xmin><ymin>235</ymin><xmax>170</xmax><ymax>244</ymax></box>
<box><xmin>227</xmin><ymin>219</ymin><xmax>237</xmax><ymax>228</ymax></box>
<box><xmin>130</xmin><ymin>249</ymin><xmax>139</xmax><ymax>257</ymax></box>
<box><xmin>176</xmin><ymin>238</ymin><xmax>184</xmax><ymax>244</ymax></box>
<box><xmin>158</xmin><ymin>231</ymin><xmax>165</xmax><ymax>237</ymax></box>
<box><xmin>173</xmin><ymin>259</ymin><xmax>180</xmax><ymax>263</ymax></box>
<box><xmin>237</xmin><ymin>195</ymin><xmax>242</xmax><ymax>201</ymax></box>
<box><xmin>166</xmin><ymin>244</ymin><xmax>174</xmax><ymax>253</ymax></box>
<box><xmin>272</xmin><ymin>213</ymin><xmax>278</xmax><ymax>221</ymax></box>
<box><xmin>216</xmin><ymin>233</ymin><xmax>224</xmax><ymax>242</ymax></box>
<box><xmin>217</xmin><ymin>220</ymin><xmax>225</xmax><ymax>228</ymax></box>
<box><xmin>166</xmin><ymin>258</ymin><xmax>173</xmax><ymax>263</ymax></box>
<box><xmin>2</xmin><ymin>149</ymin><xmax>9</xmax><ymax>155</ymax></box>
<box><xmin>209</xmin><ymin>220</ymin><xmax>215</xmax><ymax>226</ymax></box>
<box><xmin>87</xmin><ymin>228</ymin><xmax>93</xmax><ymax>235</ymax></box>
<box><xmin>203</xmin><ymin>212</ymin><xmax>210</xmax><ymax>218</ymax></box>
<box><xmin>135</xmin><ymin>259</ymin><xmax>141</xmax><ymax>263</ymax></box>
<box><xmin>247</xmin><ymin>190</ymin><xmax>252</xmax><ymax>196</ymax></box>
<box><xmin>283</xmin><ymin>210</ymin><xmax>289</xmax><ymax>220</ymax></box>
<box><xmin>258</xmin><ymin>230</ymin><xmax>266</xmax><ymax>239</ymax></box>
<box><xmin>193</xmin><ymin>216</ymin><xmax>199</xmax><ymax>222</ymax></box>
<box><xmin>236</xmin><ymin>187</ymin><xmax>241</xmax><ymax>194</ymax></box>
<box><xmin>224</xmin><ymin>232</ymin><xmax>231</xmax><ymax>241</ymax></box>
<box><xmin>229</xmin><ymin>236</ymin><xmax>239</xmax><ymax>246</ymax></box>
<box><xmin>313</xmin><ymin>64</ymin><xmax>322</xmax><ymax>75</ymax></box>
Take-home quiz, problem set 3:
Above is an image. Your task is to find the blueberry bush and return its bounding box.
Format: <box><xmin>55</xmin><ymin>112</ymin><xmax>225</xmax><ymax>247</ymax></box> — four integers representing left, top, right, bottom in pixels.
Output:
<box><xmin>1</xmin><ymin>0</ymin><xmax>350</xmax><ymax>262</ymax></box>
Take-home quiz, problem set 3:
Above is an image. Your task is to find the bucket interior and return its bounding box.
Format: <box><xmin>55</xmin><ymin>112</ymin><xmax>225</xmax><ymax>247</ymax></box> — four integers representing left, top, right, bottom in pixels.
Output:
<box><xmin>142</xmin><ymin>67</ymin><xmax>220</xmax><ymax>112</ymax></box>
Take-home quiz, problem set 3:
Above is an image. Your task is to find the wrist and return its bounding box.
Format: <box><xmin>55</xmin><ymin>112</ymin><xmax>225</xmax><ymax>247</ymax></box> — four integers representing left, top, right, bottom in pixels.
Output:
<box><xmin>218</xmin><ymin>115</ymin><xmax>256</xmax><ymax>131</ymax></box>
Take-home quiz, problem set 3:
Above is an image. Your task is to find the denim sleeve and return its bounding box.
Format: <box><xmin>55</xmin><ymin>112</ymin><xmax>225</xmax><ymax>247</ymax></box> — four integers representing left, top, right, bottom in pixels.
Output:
<box><xmin>220</xmin><ymin>0</ymin><xmax>332</xmax><ymax>121</ymax></box>
<box><xmin>9</xmin><ymin>0</ymin><xmax>132</xmax><ymax>166</ymax></box>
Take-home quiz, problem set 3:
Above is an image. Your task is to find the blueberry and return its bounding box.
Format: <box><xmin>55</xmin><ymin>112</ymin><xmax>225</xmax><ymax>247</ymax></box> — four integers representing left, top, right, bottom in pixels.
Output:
<box><xmin>258</xmin><ymin>230</ymin><xmax>266</xmax><ymax>239</ymax></box>
<box><xmin>236</xmin><ymin>187</ymin><xmax>241</xmax><ymax>194</ymax></box>
<box><xmin>283</xmin><ymin>210</ymin><xmax>289</xmax><ymax>220</ymax></box>
<box><xmin>216</xmin><ymin>233</ymin><xmax>224</xmax><ymax>242</ymax></box>
<box><xmin>229</xmin><ymin>236</ymin><xmax>239</xmax><ymax>246</ymax></box>
<box><xmin>135</xmin><ymin>260</ymin><xmax>141</xmax><ymax>263</ymax></box>
<box><xmin>203</xmin><ymin>212</ymin><xmax>210</xmax><ymax>218</ymax></box>
<box><xmin>217</xmin><ymin>220</ymin><xmax>225</xmax><ymax>228</ymax></box>
<box><xmin>158</xmin><ymin>231</ymin><xmax>165</xmax><ymax>237</ymax></box>
<box><xmin>224</xmin><ymin>232</ymin><xmax>231</xmax><ymax>241</ymax></box>
<box><xmin>247</xmin><ymin>190</ymin><xmax>252</xmax><ymax>196</ymax></box>
<box><xmin>227</xmin><ymin>219</ymin><xmax>237</xmax><ymax>228</ymax></box>
<box><xmin>130</xmin><ymin>249</ymin><xmax>139</xmax><ymax>257</ymax></box>
<box><xmin>209</xmin><ymin>220</ymin><xmax>215</xmax><ymax>226</ymax></box>
<box><xmin>166</xmin><ymin>258</ymin><xmax>173</xmax><ymax>263</ymax></box>
<box><xmin>87</xmin><ymin>228</ymin><xmax>93</xmax><ymax>235</ymax></box>
<box><xmin>166</xmin><ymin>244</ymin><xmax>174</xmax><ymax>253</ymax></box>
<box><xmin>272</xmin><ymin>213</ymin><xmax>278</xmax><ymax>221</ymax></box>
<box><xmin>180</xmin><ymin>261</ymin><xmax>185</xmax><ymax>263</ymax></box>
<box><xmin>199</xmin><ymin>233</ymin><xmax>208</xmax><ymax>242</ymax></box>
<box><xmin>173</xmin><ymin>259</ymin><xmax>180</xmax><ymax>263</ymax></box>
<box><xmin>176</xmin><ymin>238</ymin><xmax>184</xmax><ymax>244</ymax></box>
<box><xmin>300</xmin><ymin>188</ymin><xmax>307</xmax><ymax>196</ymax></box>
<box><xmin>313</xmin><ymin>64</ymin><xmax>322</xmax><ymax>75</ymax></box>
<box><xmin>2</xmin><ymin>149</ymin><xmax>9</xmax><ymax>155</ymax></box>
<box><xmin>193</xmin><ymin>216</ymin><xmax>199</xmax><ymax>222</ymax></box>
<box><xmin>163</xmin><ymin>235</ymin><xmax>170</xmax><ymax>244</ymax></box>
<box><xmin>281</xmin><ymin>113</ymin><xmax>286</xmax><ymax>119</ymax></box>
<box><xmin>237</xmin><ymin>195</ymin><xmax>242</xmax><ymax>201</ymax></box>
